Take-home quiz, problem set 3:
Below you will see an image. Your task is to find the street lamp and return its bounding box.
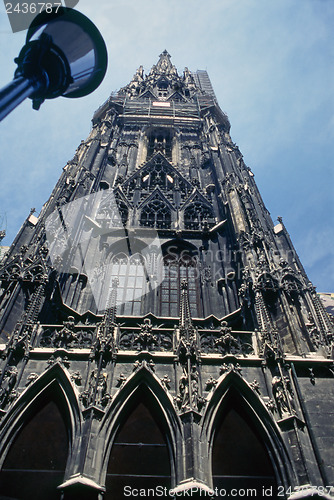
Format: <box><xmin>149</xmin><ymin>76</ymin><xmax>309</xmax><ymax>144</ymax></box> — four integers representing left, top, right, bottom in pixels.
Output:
<box><xmin>0</xmin><ymin>7</ymin><xmax>108</xmax><ymax>121</ymax></box>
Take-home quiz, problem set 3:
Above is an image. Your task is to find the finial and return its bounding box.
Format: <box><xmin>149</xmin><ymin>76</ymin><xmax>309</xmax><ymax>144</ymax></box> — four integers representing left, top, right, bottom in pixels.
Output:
<box><xmin>160</xmin><ymin>49</ymin><xmax>171</xmax><ymax>58</ymax></box>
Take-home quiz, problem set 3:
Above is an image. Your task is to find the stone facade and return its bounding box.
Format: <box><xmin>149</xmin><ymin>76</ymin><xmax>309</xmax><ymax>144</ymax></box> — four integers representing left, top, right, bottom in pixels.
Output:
<box><xmin>0</xmin><ymin>51</ymin><xmax>333</xmax><ymax>500</ymax></box>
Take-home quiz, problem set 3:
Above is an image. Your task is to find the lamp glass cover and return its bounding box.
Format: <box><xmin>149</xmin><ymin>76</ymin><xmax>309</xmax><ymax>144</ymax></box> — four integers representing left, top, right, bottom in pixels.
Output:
<box><xmin>27</xmin><ymin>8</ymin><xmax>107</xmax><ymax>98</ymax></box>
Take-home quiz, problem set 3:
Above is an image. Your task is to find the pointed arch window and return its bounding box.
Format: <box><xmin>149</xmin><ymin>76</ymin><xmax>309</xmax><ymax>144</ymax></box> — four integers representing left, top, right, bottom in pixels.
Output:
<box><xmin>106</xmin><ymin>400</ymin><xmax>171</xmax><ymax>498</ymax></box>
<box><xmin>160</xmin><ymin>248</ymin><xmax>202</xmax><ymax>318</ymax></box>
<box><xmin>211</xmin><ymin>394</ymin><xmax>277</xmax><ymax>495</ymax></box>
<box><xmin>110</xmin><ymin>253</ymin><xmax>147</xmax><ymax>315</ymax></box>
<box><xmin>0</xmin><ymin>400</ymin><xmax>68</xmax><ymax>500</ymax></box>
<box><xmin>184</xmin><ymin>201</ymin><xmax>214</xmax><ymax>230</ymax></box>
<box><xmin>140</xmin><ymin>199</ymin><xmax>171</xmax><ymax>229</ymax></box>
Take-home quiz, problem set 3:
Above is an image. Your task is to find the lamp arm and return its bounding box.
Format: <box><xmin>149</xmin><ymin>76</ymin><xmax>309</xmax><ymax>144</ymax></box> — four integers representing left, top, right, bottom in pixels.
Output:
<box><xmin>0</xmin><ymin>33</ymin><xmax>54</xmax><ymax>121</ymax></box>
<box><xmin>0</xmin><ymin>76</ymin><xmax>39</xmax><ymax>122</ymax></box>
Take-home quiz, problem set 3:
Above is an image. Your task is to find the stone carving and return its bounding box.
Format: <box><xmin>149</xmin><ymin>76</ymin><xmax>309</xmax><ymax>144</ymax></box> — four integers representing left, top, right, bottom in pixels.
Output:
<box><xmin>160</xmin><ymin>375</ymin><xmax>171</xmax><ymax>391</ymax></box>
<box><xmin>134</xmin><ymin>318</ymin><xmax>155</xmax><ymax>349</ymax></box>
<box><xmin>282</xmin><ymin>276</ymin><xmax>302</xmax><ymax>294</ymax></box>
<box><xmin>249</xmin><ymin>379</ymin><xmax>260</xmax><ymax>393</ymax></box>
<box><xmin>47</xmin><ymin>354</ymin><xmax>70</xmax><ymax>369</ymax></box>
<box><xmin>40</xmin><ymin>319</ymin><xmax>95</xmax><ymax>349</ymax></box>
<box><xmin>25</xmin><ymin>372</ymin><xmax>38</xmax><ymax>386</ymax></box>
<box><xmin>116</xmin><ymin>373</ymin><xmax>127</xmax><ymax>388</ymax></box>
<box><xmin>119</xmin><ymin>324</ymin><xmax>173</xmax><ymax>352</ymax></box>
<box><xmin>1</xmin><ymin>282</ymin><xmax>45</xmax><ymax>361</ymax></box>
<box><xmin>272</xmin><ymin>375</ymin><xmax>295</xmax><ymax>418</ymax></box>
<box><xmin>215</xmin><ymin>321</ymin><xmax>238</xmax><ymax>353</ymax></box>
<box><xmin>140</xmin><ymin>198</ymin><xmax>172</xmax><ymax>230</ymax></box>
<box><xmin>220</xmin><ymin>362</ymin><xmax>242</xmax><ymax>375</ymax></box>
<box><xmin>133</xmin><ymin>358</ymin><xmax>155</xmax><ymax>372</ymax></box>
<box><xmin>92</xmin><ymin>281</ymin><xmax>118</xmax><ymax>364</ymax></box>
<box><xmin>309</xmin><ymin>368</ymin><xmax>315</xmax><ymax>385</ymax></box>
<box><xmin>0</xmin><ymin>246</ymin><xmax>48</xmax><ymax>284</ymax></box>
<box><xmin>96</xmin><ymin>373</ymin><xmax>109</xmax><ymax>406</ymax></box>
<box><xmin>0</xmin><ymin>366</ymin><xmax>18</xmax><ymax>408</ymax></box>
<box><xmin>305</xmin><ymin>313</ymin><xmax>321</xmax><ymax>348</ymax></box>
<box><xmin>71</xmin><ymin>371</ymin><xmax>82</xmax><ymax>386</ymax></box>
<box><xmin>200</xmin><ymin>325</ymin><xmax>253</xmax><ymax>356</ymax></box>
<box><xmin>80</xmin><ymin>370</ymin><xmax>110</xmax><ymax>408</ymax></box>
<box><xmin>265</xmin><ymin>398</ymin><xmax>277</xmax><ymax>414</ymax></box>
<box><xmin>184</xmin><ymin>201</ymin><xmax>215</xmax><ymax>231</ymax></box>
<box><xmin>256</xmin><ymin>272</ymin><xmax>279</xmax><ymax>295</ymax></box>
<box><xmin>122</xmin><ymin>154</ymin><xmax>192</xmax><ymax>205</ymax></box>
<box><xmin>174</xmin><ymin>280</ymin><xmax>205</xmax><ymax>413</ymax></box>
<box><xmin>96</xmin><ymin>194</ymin><xmax>129</xmax><ymax>227</ymax></box>
<box><xmin>201</xmin><ymin>265</ymin><xmax>212</xmax><ymax>284</ymax></box>
<box><xmin>205</xmin><ymin>377</ymin><xmax>217</xmax><ymax>391</ymax></box>
<box><xmin>175</xmin><ymin>367</ymin><xmax>205</xmax><ymax>412</ymax></box>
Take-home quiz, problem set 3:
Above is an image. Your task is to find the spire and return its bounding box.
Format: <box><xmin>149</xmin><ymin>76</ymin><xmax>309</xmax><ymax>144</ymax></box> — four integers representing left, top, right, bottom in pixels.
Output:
<box><xmin>148</xmin><ymin>50</ymin><xmax>178</xmax><ymax>79</ymax></box>
<box><xmin>155</xmin><ymin>50</ymin><xmax>173</xmax><ymax>73</ymax></box>
<box><xmin>117</xmin><ymin>51</ymin><xmax>206</xmax><ymax>102</ymax></box>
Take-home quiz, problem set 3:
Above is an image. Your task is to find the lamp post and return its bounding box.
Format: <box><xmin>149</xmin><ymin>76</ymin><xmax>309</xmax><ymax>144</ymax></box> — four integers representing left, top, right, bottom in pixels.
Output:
<box><xmin>0</xmin><ymin>7</ymin><xmax>108</xmax><ymax>121</ymax></box>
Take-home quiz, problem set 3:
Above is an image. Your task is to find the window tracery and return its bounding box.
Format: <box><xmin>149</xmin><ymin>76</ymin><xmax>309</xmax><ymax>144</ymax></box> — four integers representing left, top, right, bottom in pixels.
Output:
<box><xmin>160</xmin><ymin>249</ymin><xmax>202</xmax><ymax>318</ymax></box>
<box><xmin>97</xmin><ymin>197</ymin><xmax>129</xmax><ymax>227</ymax></box>
<box><xmin>141</xmin><ymin>162</ymin><xmax>175</xmax><ymax>192</ymax></box>
<box><xmin>122</xmin><ymin>156</ymin><xmax>193</xmax><ymax>206</ymax></box>
<box><xmin>184</xmin><ymin>201</ymin><xmax>214</xmax><ymax>230</ymax></box>
<box><xmin>109</xmin><ymin>253</ymin><xmax>147</xmax><ymax>315</ymax></box>
<box><xmin>140</xmin><ymin>199</ymin><xmax>171</xmax><ymax>229</ymax></box>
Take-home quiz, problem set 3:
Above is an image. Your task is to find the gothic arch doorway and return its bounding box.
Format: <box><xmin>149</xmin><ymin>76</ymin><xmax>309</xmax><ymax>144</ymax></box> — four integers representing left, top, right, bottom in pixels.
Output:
<box><xmin>0</xmin><ymin>398</ymin><xmax>69</xmax><ymax>500</ymax></box>
<box><xmin>211</xmin><ymin>391</ymin><xmax>277</xmax><ymax>498</ymax></box>
<box><xmin>105</xmin><ymin>391</ymin><xmax>171</xmax><ymax>499</ymax></box>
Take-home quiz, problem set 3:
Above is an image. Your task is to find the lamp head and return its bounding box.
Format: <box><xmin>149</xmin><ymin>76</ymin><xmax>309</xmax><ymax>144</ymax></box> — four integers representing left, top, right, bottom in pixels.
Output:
<box><xmin>14</xmin><ymin>7</ymin><xmax>108</xmax><ymax>108</ymax></box>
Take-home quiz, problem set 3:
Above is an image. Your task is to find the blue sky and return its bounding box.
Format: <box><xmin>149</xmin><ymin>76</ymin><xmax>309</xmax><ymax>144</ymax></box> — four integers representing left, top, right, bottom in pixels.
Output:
<box><xmin>0</xmin><ymin>0</ymin><xmax>333</xmax><ymax>291</ymax></box>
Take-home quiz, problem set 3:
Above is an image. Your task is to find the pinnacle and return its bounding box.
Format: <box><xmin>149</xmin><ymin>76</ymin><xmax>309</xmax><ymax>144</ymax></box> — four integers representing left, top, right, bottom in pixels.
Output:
<box><xmin>160</xmin><ymin>49</ymin><xmax>171</xmax><ymax>58</ymax></box>
<box><xmin>155</xmin><ymin>50</ymin><xmax>174</xmax><ymax>74</ymax></box>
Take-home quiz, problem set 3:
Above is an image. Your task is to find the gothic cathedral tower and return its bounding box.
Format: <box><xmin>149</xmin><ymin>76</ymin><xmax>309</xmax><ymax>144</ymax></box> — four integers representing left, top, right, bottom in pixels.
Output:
<box><xmin>0</xmin><ymin>51</ymin><xmax>333</xmax><ymax>500</ymax></box>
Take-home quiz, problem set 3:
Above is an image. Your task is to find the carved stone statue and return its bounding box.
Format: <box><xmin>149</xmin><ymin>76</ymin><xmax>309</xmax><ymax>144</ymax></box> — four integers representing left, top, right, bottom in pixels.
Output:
<box><xmin>272</xmin><ymin>375</ymin><xmax>294</xmax><ymax>417</ymax></box>
<box><xmin>178</xmin><ymin>370</ymin><xmax>189</xmax><ymax>410</ymax></box>
<box><xmin>0</xmin><ymin>366</ymin><xmax>18</xmax><ymax>408</ymax></box>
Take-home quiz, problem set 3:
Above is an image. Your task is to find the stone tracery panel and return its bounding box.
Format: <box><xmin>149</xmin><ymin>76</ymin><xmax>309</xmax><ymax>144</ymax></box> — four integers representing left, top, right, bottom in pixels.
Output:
<box><xmin>184</xmin><ymin>201</ymin><xmax>215</xmax><ymax>230</ymax></box>
<box><xmin>140</xmin><ymin>199</ymin><xmax>171</xmax><ymax>229</ymax></box>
